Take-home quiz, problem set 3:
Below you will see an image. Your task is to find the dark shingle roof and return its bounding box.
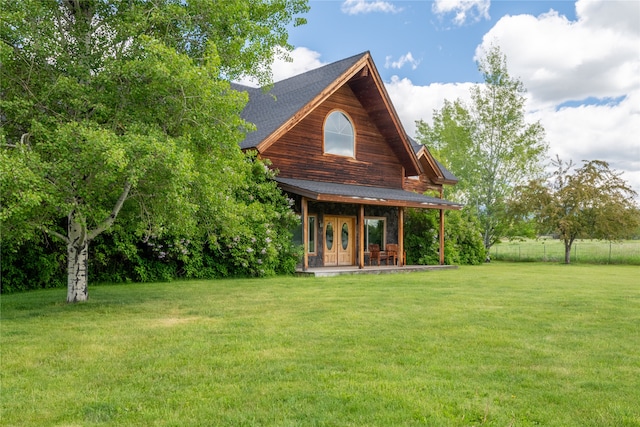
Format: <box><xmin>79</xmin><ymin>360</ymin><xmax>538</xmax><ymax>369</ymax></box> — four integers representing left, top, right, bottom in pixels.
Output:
<box><xmin>276</xmin><ymin>177</ymin><xmax>461</xmax><ymax>209</ymax></box>
<box><xmin>233</xmin><ymin>52</ymin><xmax>368</xmax><ymax>150</ymax></box>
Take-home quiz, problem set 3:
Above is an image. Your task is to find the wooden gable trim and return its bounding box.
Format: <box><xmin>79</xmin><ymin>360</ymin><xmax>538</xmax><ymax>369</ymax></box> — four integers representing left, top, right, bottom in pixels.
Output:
<box><xmin>417</xmin><ymin>146</ymin><xmax>445</xmax><ymax>184</ymax></box>
<box><xmin>359</xmin><ymin>57</ymin><xmax>422</xmax><ymax>177</ymax></box>
<box><xmin>254</xmin><ymin>55</ymin><xmax>373</xmax><ymax>154</ymax></box>
<box><xmin>416</xmin><ymin>146</ymin><xmax>458</xmax><ymax>186</ymax></box>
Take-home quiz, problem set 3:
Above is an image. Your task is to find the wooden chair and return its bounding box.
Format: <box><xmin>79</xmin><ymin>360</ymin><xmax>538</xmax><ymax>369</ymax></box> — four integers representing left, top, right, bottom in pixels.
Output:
<box><xmin>368</xmin><ymin>244</ymin><xmax>381</xmax><ymax>266</ymax></box>
<box><xmin>386</xmin><ymin>243</ymin><xmax>399</xmax><ymax>265</ymax></box>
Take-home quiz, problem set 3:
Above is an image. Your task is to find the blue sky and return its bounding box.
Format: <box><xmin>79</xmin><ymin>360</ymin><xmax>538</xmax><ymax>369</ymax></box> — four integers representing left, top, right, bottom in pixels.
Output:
<box><xmin>248</xmin><ymin>0</ymin><xmax>640</xmax><ymax>195</ymax></box>
<box><xmin>287</xmin><ymin>1</ymin><xmax>578</xmax><ymax>85</ymax></box>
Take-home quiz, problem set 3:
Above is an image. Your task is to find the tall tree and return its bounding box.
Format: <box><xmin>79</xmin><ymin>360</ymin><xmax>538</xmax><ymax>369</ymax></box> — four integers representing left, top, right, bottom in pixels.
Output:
<box><xmin>0</xmin><ymin>0</ymin><xmax>308</xmax><ymax>302</ymax></box>
<box><xmin>510</xmin><ymin>157</ymin><xmax>640</xmax><ymax>264</ymax></box>
<box><xmin>416</xmin><ymin>45</ymin><xmax>547</xmax><ymax>251</ymax></box>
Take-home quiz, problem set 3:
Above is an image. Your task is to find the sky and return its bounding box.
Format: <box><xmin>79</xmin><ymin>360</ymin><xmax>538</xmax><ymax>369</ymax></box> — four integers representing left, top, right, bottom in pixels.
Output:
<box><xmin>248</xmin><ymin>0</ymin><xmax>640</xmax><ymax>197</ymax></box>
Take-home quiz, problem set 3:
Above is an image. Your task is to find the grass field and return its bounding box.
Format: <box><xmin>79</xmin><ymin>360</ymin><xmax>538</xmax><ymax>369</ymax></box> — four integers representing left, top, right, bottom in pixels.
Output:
<box><xmin>491</xmin><ymin>239</ymin><xmax>640</xmax><ymax>265</ymax></box>
<box><xmin>2</xmin><ymin>263</ymin><xmax>639</xmax><ymax>426</ymax></box>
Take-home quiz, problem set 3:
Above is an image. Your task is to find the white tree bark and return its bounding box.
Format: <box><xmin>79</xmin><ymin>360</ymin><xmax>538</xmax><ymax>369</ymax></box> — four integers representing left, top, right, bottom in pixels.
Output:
<box><xmin>46</xmin><ymin>182</ymin><xmax>132</xmax><ymax>303</ymax></box>
<box><xmin>67</xmin><ymin>212</ymin><xmax>89</xmax><ymax>302</ymax></box>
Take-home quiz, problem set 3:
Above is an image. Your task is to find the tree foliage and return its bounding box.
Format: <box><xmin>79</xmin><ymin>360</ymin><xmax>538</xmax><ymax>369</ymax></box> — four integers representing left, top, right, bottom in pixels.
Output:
<box><xmin>404</xmin><ymin>208</ymin><xmax>486</xmax><ymax>266</ymax></box>
<box><xmin>416</xmin><ymin>45</ymin><xmax>547</xmax><ymax>251</ymax></box>
<box><xmin>510</xmin><ymin>157</ymin><xmax>640</xmax><ymax>264</ymax></box>
<box><xmin>0</xmin><ymin>0</ymin><xmax>308</xmax><ymax>300</ymax></box>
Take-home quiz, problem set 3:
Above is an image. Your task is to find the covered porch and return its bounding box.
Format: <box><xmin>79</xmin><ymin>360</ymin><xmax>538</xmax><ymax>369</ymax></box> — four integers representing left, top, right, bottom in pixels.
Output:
<box><xmin>278</xmin><ymin>177</ymin><xmax>462</xmax><ymax>271</ymax></box>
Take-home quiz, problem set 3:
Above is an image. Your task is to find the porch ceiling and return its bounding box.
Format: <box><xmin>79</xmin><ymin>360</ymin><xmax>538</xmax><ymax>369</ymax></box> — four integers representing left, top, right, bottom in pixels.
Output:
<box><xmin>276</xmin><ymin>177</ymin><xmax>462</xmax><ymax>210</ymax></box>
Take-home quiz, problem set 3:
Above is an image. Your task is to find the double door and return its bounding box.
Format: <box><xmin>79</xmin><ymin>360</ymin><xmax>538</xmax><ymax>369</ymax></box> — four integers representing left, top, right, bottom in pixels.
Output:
<box><xmin>323</xmin><ymin>216</ymin><xmax>355</xmax><ymax>266</ymax></box>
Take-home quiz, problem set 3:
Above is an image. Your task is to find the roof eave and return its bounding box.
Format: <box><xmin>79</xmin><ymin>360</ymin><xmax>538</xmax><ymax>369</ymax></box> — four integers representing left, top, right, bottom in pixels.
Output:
<box><xmin>277</xmin><ymin>181</ymin><xmax>462</xmax><ymax>211</ymax></box>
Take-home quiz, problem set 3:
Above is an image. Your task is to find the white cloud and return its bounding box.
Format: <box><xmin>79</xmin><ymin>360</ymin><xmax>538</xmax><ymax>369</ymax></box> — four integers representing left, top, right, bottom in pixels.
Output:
<box><xmin>531</xmin><ymin>89</ymin><xmax>640</xmax><ymax>197</ymax></box>
<box><xmin>385</xmin><ymin>76</ymin><xmax>474</xmax><ymax>137</ymax></box>
<box><xmin>476</xmin><ymin>0</ymin><xmax>640</xmax><ymax>108</ymax></box>
<box><xmin>389</xmin><ymin>76</ymin><xmax>640</xmax><ymax>197</ymax></box>
<box><xmin>576</xmin><ymin>0</ymin><xmax>640</xmax><ymax>36</ymax></box>
<box><xmin>432</xmin><ymin>0</ymin><xmax>490</xmax><ymax>26</ymax></box>
<box><xmin>471</xmin><ymin>0</ymin><xmax>640</xmax><ymax>195</ymax></box>
<box><xmin>234</xmin><ymin>47</ymin><xmax>326</xmax><ymax>87</ymax></box>
<box><xmin>271</xmin><ymin>47</ymin><xmax>327</xmax><ymax>82</ymax></box>
<box><xmin>341</xmin><ymin>0</ymin><xmax>402</xmax><ymax>15</ymax></box>
<box><xmin>385</xmin><ymin>52</ymin><xmax>420</xmax><ymax>70</ymax></box>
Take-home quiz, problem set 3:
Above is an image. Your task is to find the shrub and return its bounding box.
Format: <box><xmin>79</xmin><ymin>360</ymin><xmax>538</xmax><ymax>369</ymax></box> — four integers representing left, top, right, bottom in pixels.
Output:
<box><xmin>1</xmin><ymin>233</ymin><xmax>66</xmax><ymax>293</ymax></box>
<box><xmin>404</xmin><ymin>208</ymin><xmax>485</xmax><ymax>265</ymax></box>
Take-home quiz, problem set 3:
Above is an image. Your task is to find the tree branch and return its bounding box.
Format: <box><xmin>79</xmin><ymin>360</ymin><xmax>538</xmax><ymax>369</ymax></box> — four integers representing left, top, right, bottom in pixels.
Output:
<box><xmin>87</xmin><ymin>181</ymin><xmax>132</xmax><ymax>241</ymax></box>
<box><xmin>44</xmin><ymin>227</ymin><xmax>70</xmax><ymax>244</ymax></box>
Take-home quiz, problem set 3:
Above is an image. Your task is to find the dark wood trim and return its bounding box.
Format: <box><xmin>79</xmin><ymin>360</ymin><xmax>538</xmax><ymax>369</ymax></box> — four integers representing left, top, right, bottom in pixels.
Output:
<box><xmin>439</xmin><ymin>208</ymin><xmax>445</xmax><ymax>265</ymax></box>
<box><xmin>302</xmin><ymin>197</ymin><xmax>308</xmax><ymax>270</ymax></box>
<box><xmin>398</xmin><ymin>207</ymin><xmax>404</xmax><ymax>267</ymax></box>
<box><xmin>359</xmin><ymin>205</ymin><xmax>365</xmax><ymax>269</ymax></box>
<box><xmin>313</xmin><ymin>193</ymin><xmax>461</xmax><ymax>210</ymax></box>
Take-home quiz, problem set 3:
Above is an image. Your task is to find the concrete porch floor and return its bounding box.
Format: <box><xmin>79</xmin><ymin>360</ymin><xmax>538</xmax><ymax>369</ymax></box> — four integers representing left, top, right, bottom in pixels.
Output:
<box><xmin>296</xmin><ymin>264</ymin><xmax>457</xmax><ymax>277</ymax></box>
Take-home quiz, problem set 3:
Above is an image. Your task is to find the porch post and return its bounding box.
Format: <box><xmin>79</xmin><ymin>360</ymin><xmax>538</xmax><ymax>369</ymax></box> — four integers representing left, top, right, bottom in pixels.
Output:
<box><xmin>358</xmin><ymin>204</ymin><xmax>365</xmax><ymax>269</ymax></box>
<box><xmin>302</xmin><ymin>197</ymin><xmax>309</xmax><ymax>271</ymax></box>
<box><xmin>439</xmin><ymin>208</ymin><xmax>445</xmax><ymax>265</ymax></box>
<box><xmin>398</xmin><ymin>206</ymin><xmax>404</xmax><ymax>267</ymax></box>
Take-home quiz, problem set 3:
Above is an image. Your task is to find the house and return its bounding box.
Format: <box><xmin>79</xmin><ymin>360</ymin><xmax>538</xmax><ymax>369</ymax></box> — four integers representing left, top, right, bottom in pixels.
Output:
<box><xmin>232</xmin><ymin>52</ymin><xmax>461</xmax><ymax>270</ymax></box>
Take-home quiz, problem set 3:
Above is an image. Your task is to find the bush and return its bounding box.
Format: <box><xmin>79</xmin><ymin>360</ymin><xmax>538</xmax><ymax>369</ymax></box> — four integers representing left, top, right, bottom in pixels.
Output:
<box><xmin>1</xmin><ymin>233</ymin><xmax>66</xmax><ymax>293</ymax></box>
<box><xmin>2</xmin><ymin>155</ymin><xmax>300</xmax><ymax>292</ymax></box>
<box><xmin>404</xmin><ymin>208</ymin><xmax>485</xmax><ymax>265</ymax></box>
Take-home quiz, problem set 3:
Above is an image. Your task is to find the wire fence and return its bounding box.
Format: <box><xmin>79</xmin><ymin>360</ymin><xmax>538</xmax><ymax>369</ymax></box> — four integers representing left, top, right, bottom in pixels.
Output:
<box><xmin>491</xmin><ymin>240</ymin><xmax>640</xmax><ymax>265</ymax></box>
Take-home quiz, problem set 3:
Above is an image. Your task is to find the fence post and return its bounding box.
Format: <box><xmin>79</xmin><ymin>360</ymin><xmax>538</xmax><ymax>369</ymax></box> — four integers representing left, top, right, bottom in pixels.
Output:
<box><xmin>574</xmin><ymin>244</ymin><xmax>577</xmax><ymax>263</ymax></box>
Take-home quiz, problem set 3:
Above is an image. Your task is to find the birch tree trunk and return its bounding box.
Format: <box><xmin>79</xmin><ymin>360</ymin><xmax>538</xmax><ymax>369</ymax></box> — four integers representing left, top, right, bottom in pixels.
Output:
<box><xmin>67</xmin><ymin>212</ymin><xmax>89</xmax><ymax>302</ymax></box>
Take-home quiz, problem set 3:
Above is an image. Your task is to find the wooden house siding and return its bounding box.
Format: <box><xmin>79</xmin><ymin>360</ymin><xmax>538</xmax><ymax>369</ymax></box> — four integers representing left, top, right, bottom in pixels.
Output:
<box><xmin>262</xmin><ymin>85</ymin><xmax>405</xmax><ymax>189</ymax></box>
<box><xmin>404</xmin><ymin>176</ymin><xmax>443</xmax><ymax>194</ymax></box>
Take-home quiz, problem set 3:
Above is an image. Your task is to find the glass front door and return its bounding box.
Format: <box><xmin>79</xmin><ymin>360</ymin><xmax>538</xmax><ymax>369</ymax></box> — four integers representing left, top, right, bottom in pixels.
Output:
<box><xmin>323</xmin><ymin>216</ymin><xmax>354</xmax><ymax>266</ymax></box>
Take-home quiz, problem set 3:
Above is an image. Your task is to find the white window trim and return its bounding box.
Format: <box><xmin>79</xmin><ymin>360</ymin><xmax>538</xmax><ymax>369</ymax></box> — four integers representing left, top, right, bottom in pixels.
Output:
<box><xmin>323</xmin><ymin>109</ymin><xmax>356</xmax><ymax>158</ymax></box>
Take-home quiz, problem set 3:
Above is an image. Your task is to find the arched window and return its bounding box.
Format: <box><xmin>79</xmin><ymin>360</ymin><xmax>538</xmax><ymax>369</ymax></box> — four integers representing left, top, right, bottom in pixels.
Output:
<box><xmin>324</xmin><ymin>111</ymin><xmax>354</xmax><ymax>157</ymax></box>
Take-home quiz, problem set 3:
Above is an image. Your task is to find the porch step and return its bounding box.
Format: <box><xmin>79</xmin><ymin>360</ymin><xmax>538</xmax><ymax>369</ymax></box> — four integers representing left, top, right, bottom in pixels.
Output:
<box><xmin>295</xmin><ymin>264</ymin><xmax>457</xmax><ymax>277</ymax></box>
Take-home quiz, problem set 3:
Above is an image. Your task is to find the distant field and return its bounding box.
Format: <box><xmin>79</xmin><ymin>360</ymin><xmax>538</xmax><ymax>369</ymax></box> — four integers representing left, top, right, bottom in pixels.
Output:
<box><xmin>491</xmin><ymin>239</ymin><xmax>640</xmax><ymax>265</ymax></box>
<box><xmin>2</xmin><ymin>263</ymin><xmax>639</xmax><ymax>426</ymax></box>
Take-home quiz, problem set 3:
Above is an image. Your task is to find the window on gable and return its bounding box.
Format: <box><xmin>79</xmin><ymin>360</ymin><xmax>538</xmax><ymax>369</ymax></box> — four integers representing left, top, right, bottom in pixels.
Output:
<box><xmin>324</xmin><ymin>111</ymin><xmax>354</xmax><ymax>157</ymax></box>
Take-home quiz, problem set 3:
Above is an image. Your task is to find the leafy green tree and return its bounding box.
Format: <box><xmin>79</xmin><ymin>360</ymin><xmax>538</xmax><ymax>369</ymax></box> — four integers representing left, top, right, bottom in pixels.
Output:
<box><xmin>0</xmin><ymin>0</ymin><xmax>308</xmax><ymax>301</ymax></box>
<box><xmin>416</xmin><ymin>45</ymin><xmax>547</xmax><ymax>252</ymax></box>
<box><xmin>510</xmin><ymin>157</ymin><xmax>640</xmax><ymax>264</ymax></box>
<box><xmin>404</xmin><ymin>208</ymin><xmax>485</xmax><ymax>265</ymax></box>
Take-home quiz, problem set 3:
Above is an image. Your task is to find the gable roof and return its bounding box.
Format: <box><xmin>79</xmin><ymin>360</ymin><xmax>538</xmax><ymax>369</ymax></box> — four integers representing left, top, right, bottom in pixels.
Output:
<box><xmin>233</xmin><ymin>51</ymin><xmax>422</xmax><ymax>176</ymax></box>
<box><xmin>409</xmin><ymin>137</ymin><xmax>458</xmax><ymax>185</ymax></box>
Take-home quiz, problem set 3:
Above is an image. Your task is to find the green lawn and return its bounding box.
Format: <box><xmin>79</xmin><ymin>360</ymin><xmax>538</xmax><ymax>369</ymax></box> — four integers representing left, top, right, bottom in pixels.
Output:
<box><xmin>2</xmin><ymin>263</ymin><xmax>639</xmax><ymax>426</ymax></box>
